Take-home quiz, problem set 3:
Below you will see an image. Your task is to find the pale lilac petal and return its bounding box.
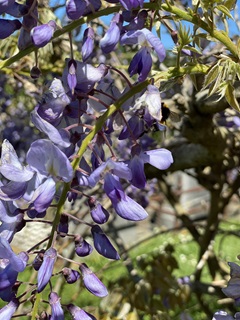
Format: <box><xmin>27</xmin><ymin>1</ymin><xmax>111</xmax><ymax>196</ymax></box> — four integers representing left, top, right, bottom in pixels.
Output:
<box><xmin>79</xmin><ymin>263</ymin><xmax>108</xmax><ymax>297</ymax></box>
<box><xmin>37</xmin><ymin>248</ymin><xmax>57</xmax><ymax>292</ymax></box>
<box><xmin>67</xmin><ymin>304</ymin><xmax>97</xmax><ymax>320</ymax></box>
<box><xmin>31</xmin><ymin>107</ymin><xmax>71</xmax><ymax>148</ymax></box>
<box><xmin>49</xmin><ymin>292</ymin><xmax>64</xmax><ymax>320</ymax></box>
<box><xmin>0</xmin><ymin>298</ymin><xmax>19</xmax><ymax>320</ymax></box>
<box><xmin>27</xmin><ymin>139</ymin><xmax>73</xmax><ymax>182</ymax></box>
<box><xmin>141</xmin><ymin>148</ymin><xmax>173</xmax><ymax>170</ymax></box>
<box><xmin>0</xmin><ymin>140</ymin><xmax>34</xmax><ymax>182</ymax></box>
<box><xmin>31</xmin><ymin>177</ymin><xmax>56</xmax><ymax>212</ymax></box>
<box><xmin>31</xmin><ymin>20</ymin><xmax>56</xmax><ymax>47</ymax></box>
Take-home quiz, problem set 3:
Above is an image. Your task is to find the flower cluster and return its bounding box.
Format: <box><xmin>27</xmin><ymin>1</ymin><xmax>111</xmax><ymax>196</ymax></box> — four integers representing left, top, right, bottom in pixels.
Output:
<box><xmin>0</xmin><ymin>0</ymin><xmax>174</xmax><ymax>318</ymax></box>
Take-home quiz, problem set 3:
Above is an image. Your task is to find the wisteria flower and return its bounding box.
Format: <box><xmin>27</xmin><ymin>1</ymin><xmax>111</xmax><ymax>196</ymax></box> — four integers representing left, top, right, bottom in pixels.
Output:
<box><xmin>79</xmin><ymin>263</ymin><xmax>108</xmax><ymax>297</ymax></box>
<box><xmin>0</xmin><ymin>19</ymin><xmax>21</xmax><ymax>39</ymax></box>
<box><xmin>37</xmin><ymin>248</ymin><xmax>57</xmax><ymax>292</ymax></box>
<box><xmin>31</xmin><ymin>20</ymin><xmax>57</xmax><ymax>47</ymax></box>
<box><xmin>100</xmin><ymin>13</ymin><xmax>123</xmax><ymax>54</ymax></box>
<box><xmin>62</xmin><ymin>268</ymin><xmax>80</xmax><ymax>284</ymax></box>
<box><xmin>67</xmin><ymin>304</ymin><xmax>97</xmax><ymax>320</ymax></box>
<box><xmin>91</xmin><ymin>225</ymin><xmax>120</xmax><ymax>260</ymax></box>
<box><xmin>121</xmin><ymin>28</ymin><xmax>166</xmax><ymax>81</ymax></box>
<box><xmin>62</xmin><ymin>59</ymin><xmax>108</xmax><ymax>93</ymax></box>
<box><xmin>0</xmin><ymin>298</ymin><xmax>19</xmax><ymax>320</ymax></box>
<box><xmin>104</xmin><ymin>173</ymin><xmax>148</xmax><ymax>221</ymax></box>
<box><xmin>82</xmin><ymin>27</ymin><xmax>94</xmax><ymax>61</ymax></box>
<box><xmin>135</xmin><ymin>84</ymin><xmax>162</xmax><ymax>120</ymax></box>
<box><xmin>49</xmin><ymin>292</ymin><xmax>64</xmax><ymax>320</ymax></box>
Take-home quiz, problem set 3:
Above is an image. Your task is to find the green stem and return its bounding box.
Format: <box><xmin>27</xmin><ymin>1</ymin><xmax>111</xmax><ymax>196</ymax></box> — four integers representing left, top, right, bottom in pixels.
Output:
<box><xmin>161</xmin><ymin>3</ymin><xmax>238</xmax><ymax>58</ymax></box>
<box><xmin>31</xmin><ymin>292</ymin><xmax>41</xmax><ymax>320</ymax></box>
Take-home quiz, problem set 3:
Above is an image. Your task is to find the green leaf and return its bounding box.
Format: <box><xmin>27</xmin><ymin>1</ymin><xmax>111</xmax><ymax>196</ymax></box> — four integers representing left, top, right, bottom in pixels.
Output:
<box><xmin>216</xmin><ymin>4</ymin><xmax>233</xmax><ymax>19</ymax></box>
<box><xmin>183</xmin><ymin>45</ymin><xmax>202</xmax><ymax>55</ymax></box>
<box><xmin>203</xmin><ymin>64</ymin><xmax>220</xmax><ymax>89</ymax></box>
<box><xmin>225</xmin><ymin>84</ymin><xmax>240</xmax><ymax>112</ymax></box>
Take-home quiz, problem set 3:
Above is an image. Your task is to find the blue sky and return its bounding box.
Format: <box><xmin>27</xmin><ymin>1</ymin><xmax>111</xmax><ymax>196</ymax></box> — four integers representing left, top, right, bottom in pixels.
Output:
<box><xmin>51</xmin><ymin>0</ymin><xmax>240</xmax><ymax>50</ymax></box>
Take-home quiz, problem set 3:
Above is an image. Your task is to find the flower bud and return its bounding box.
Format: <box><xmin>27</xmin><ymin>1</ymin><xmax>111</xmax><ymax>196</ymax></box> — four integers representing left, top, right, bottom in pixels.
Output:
<box><xmin>62</xmin><ymin>267</ymin><xmax>80</xmax><ymax>284</ymax></box>
<box><xmin>75</xmin><ymin>235</ymin><xmax>93</xmax><ymax>257</ymax></box>
<box><xmin>79</xmin><ymin>263</ymin><xmax>108</xmax><ymax>297</ymax></box>
<box><xmin>91</xmin><ymin>225</ymin><xmax>120</xmax><ymax>260</ymax></box>
<box><xmin>37</xmin><ymin>248</ymin><xmax>57</xmax><ymax>292</ymax></box>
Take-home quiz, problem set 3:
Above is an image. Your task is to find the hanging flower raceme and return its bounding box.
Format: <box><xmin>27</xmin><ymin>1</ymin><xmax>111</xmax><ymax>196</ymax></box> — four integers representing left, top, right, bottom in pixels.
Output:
<box><xmin>31</xmin><ymin>20</ymin><xmax>57</xmax><ymax>48</ymax></box>
<box><xmin>66</xmin><ymin>0</ymin><xmax>101</xmax><ymax>20</ymax></box>
<box><xmin>121</xmin><ymin>28</ymin><xmax>166</xmax><ymax>81</ymax></box>
<box><xmin>100</xmin><ymin>13</ymin><xmax>123</xmax><ymax>54</ymax></box>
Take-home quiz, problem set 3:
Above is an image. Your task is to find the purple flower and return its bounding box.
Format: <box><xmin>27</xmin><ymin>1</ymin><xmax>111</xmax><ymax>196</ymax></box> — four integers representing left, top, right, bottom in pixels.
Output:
<box><xmin>140</xmin><ymin>148</ymin><xmax>173</xmax><ymax>170</ymax></box>
<box><xmin>135</xmin><ymin>85</ymin><xmax>162</xmax><ymax>120</ymax></box>
<box><xmin>66</xmin><ymin>0</ymin><xmax>87</xmax><ymax>20</ymax></box>
<box><xmin>0</xmin><ymin>251</ymin><xmax>28</xmax><ymax>301</ymax></box>
<box><xmin>67</xmin><ymin>304</ymin><xmax>97</xmax><ymax>319</ymax></box>
<box><xmin>119</xmin><ymin>115</ymin><xmax>145</xmax><ymax>140</ymax></box>
<box><xmin>0</xmin><ymin>0</ymin><xmax>15</xmax><ymax>14</ymax></box>
<box><xmin>0</xmin><ymin>201</ymin><xmax>24</xmax><ymax>242</ymax></box>
<box><xmin>0</xmin><ymin>140</ymin><xmax>34</xmax><ymax>182</ymax></box>
<box><xmin>67</xmin><ymin>59</ymin><xmax>77</xmax><ymax>93</ymax></box>
<box><xmin>104</xmin><ymin>173</ymin><xmax>148</xmax><ymax>221</ymax></box>
<box><xmin>37</xmin><ymin>248</ymin><xmax>57</xmax><ymax>292</ymax></box>
<box><xmin>17</xmin><ymin>0</ymin><xmax>38</xmax><ymax>50</ymax></box>
<box><xmin>212</xmin><ymin>311</ymin><xmax>234</xmax><ymax>320</ymax></box>
<box><xmin>79</xmin><ymin>263</ymin><xmax>108</xmax><ymax>297</ymax></box>
<box><xmin>26</xmin><ymin>139</ymin><xmax>73</xmax><ymax>182</ymax></box>
<box><xmin>3</xmin><ymin>2</ymin><xmax>28</xmax><ymax>17</ymax></box>
<box><xmin>121</xmin><ymin>28</ymin><xmax>166</xmax><ymax>80</ymax></box>
<box><xmin>128</xmin><ymin>47</ymin><xmax>152</xmax><ymax>82</ymax></box>
<box><xmin>0</xmin><ymin>19</ymin><xmax>21</xmax><ymax>39</ymax></box>
<box><xmin>91</xmin><ymin>225</ymin><xmax>120</xmax><ymax>260</ymax></box>
<box><xmin>31</xmin><ymin>106</ymin><xmax>71</xmax><ymax>148</ymax></box>
<box><xmin>0</xmin><ymin>238</ymin><xmax>27</xmax><ymax>272</ymax></box>
<box><xmin>88</xmin><ymin>158</ymin><xmax>132</xmax><ymax>187</ymax></box>
<box><xmin>0</xmin><ymin>298</ymin><xmax>19</xmax><ymax>320</ymax></box>
<box><xmin>31</xmin><ymin>20</ymin><xmax>57</xmax><ymax>48</ymax></box>
<box><xmin>62</xmin><ymin>60</ymin><xmax>108</xmax><ymax>93</ymax></box>
<box><xmin>82</xmin><ymin>27</ymin><xmax>94</xmax><ymax>61</ymax></box>
<box><xmin>100</xmin><ymin>13</ymin><xmax>123</xmax><ymax>54</ymax></box>
<box><xmin>121</xmin><ymin>28</ymin><xmax>166</xmax><ymax>62</ymax></box>
<box><xmin>90</xmin><ymin>202</ymin><xmax>110</xmax><ymax>224</ymax></box>
<box><xmin>32</xmin><ymin>251</ymin><xmax>44</xmax><ymax>271</ymax></box>
<box><xmin>129</xmin><ymin>155</ymin><xmax>146</xmax><ymax>189</ymax></box>
<box><xmin>222</xmin><ymin>262</ymin><xmax>240</xmax><ymax>302</ymax></box>
<box><xmin>57</xmin><ymin>214</ymin><xmax>69</xmax><ymax>235</ymax></box>
<box><xmin>62</xmin><ymin>268</ymin><xmax>80</xmax><ymax>284</ymax></box>
<box><xmin>49</xmin><ymin>292</ymin><xmax>64</xmax><ymax>320</ymax></box>
<box><xmin>75</xmin><ymin>235</ymin><xmax>93</xmax><ymax>257</ymax></box>
<box><xmin>30</xmin><ymin>177</ymin><xmax>56</xmax><ymax>213</ymax></box>
<box><xmin>119</xmin><ymin>0</ymin><xmax>143</xmax><ymax>10</ymax></box>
